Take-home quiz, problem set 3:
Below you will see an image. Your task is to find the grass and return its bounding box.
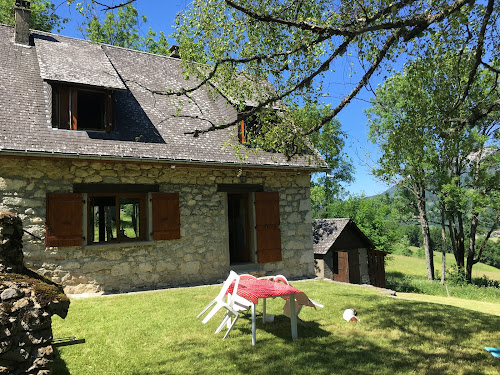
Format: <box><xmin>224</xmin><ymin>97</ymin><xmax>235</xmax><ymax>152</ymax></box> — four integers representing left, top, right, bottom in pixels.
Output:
<box><xmin>52</xmin><ymin>280</ymin><xmax>500</xmax><ymax>375</ymax></box>
<box><xmin>390</xmin><ymin>249</ymin><xmax>500</xmax><ymax>281</ymax></box>
<box><xmin>386</xmin><ymin>254</ymin><xmax>500</xmax><ymax>302</ymax></box>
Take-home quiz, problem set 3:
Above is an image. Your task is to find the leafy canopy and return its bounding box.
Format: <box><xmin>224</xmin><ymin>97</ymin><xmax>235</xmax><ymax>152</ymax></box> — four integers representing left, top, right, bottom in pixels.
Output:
<box><xmin>0</xmin><ymin>0</ymin><xmax>65</xmax><ymax>32</ymax></box>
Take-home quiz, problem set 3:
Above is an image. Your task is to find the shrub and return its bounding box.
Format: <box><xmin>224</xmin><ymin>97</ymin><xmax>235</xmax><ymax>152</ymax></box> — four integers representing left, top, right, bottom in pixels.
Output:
<box><xmin>445</xmin><ymin>265</ymin><xmax>468</xmax><ymax>286</ymax></box>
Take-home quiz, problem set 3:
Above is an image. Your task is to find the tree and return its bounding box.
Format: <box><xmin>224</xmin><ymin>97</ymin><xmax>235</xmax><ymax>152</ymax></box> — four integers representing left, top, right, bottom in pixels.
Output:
<box><xmin>367</xmin><ymin>63</ymin><xmax>438</xmax><ymax>280</ymax></box>
<box><xmin>82</xmin><ymin>3</ymin><xmax>169</xmax><ymax>54</ymax></box>
<box><xmin>299</xmin><ymin>104</ymin><xmax>354</xmax><ymax>215</ymax></box>
<box><xmin>367</xmin><ymin>51</ymin><xmax>499</xmax><ymax>282</ymax></box>
<box><xmin>0</xmin><ymin>0</ymin><xmax>65</xmax><ymax>32</ymax></box>
<box><xmin>67</xmin><ymin>0</ymin><xmax>498</xmax><ymax>157</ymax></box>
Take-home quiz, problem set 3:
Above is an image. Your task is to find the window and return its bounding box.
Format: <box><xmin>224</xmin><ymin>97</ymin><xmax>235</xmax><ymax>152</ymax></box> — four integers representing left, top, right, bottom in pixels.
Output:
<box><xmin>51</xmin><ymin>84</ymin><xmax>113</xmax><ymax>132</ymax></box>
<box><xmin>46</xmin><ymin>190</ymin><xmax>180</xmax><ymax>247</ymax></box>
<box><xmin>88</xmin><ymin>194</ymin><xmax>146</xmax><ymax>244</ymax></box>
<box><xmin>238</xmin><ymin>107</ymin><xmax>285</xmax><ymax>155</ymax></box>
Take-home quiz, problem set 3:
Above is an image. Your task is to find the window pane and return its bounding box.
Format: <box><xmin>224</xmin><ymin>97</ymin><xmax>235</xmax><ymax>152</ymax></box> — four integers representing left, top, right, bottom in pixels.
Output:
<box><xmin>119</xmin><ymin>198</ymin><xmax>141</xmax><ymax>239</ymax></box>
<box><xmin>78</xmin><ymin>90</ymin><xmax>106</xmax><ymax>130</ymax></box>
<box><xmin>90</xmin><ymin>196</ymin><xmax>116</xmax><ymax>243</ymax></box>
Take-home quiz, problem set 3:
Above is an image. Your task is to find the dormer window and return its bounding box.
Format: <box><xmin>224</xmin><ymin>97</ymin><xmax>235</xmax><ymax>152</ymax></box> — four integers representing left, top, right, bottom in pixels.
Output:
<box><xmin>238</xmin><ymin>107</ymin><xmax>280</xmax><ymax>149</ymax></box>
<box><xmin>52</xmin><ymin>84</ymin><xmax>113</xmax><ymax>132</ymax></box>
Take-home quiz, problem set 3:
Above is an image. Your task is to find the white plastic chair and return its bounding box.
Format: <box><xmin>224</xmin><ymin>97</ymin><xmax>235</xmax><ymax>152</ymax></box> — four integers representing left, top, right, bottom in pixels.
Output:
<box><xmin>273</xmin><ymin>274</ymin><xmax>288</xmax><ymax>284</ymax></box>
<box><xmin>197</xmin><ymin>271</ymin><xmax>252</xmax><ymax>339</ymax></box>
<box><xmin>197</xmin><ymin>271</ymin><xmax>239</xmax><ymax>322</ymax></box>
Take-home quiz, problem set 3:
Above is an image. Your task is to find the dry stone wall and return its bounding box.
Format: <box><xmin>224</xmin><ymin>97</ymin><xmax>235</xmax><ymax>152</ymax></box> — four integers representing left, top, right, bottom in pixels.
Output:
<box><xmin>0</xmin><ymin>157</ymin><xmax>314</xmax><ymax>293</ymax></box>
<box><xmin>0</xmin><ymin>212</ymin><xmax>69</xmax><ymax>375</ymax></box>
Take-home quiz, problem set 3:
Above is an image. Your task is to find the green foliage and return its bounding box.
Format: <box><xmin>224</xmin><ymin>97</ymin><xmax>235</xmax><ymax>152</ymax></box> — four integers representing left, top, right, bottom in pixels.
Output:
<box><xmin>82</xmin><ymin>3</ymin><xmax>169</xmax><ymax>54</ymax></box>
<box><xmin>445</xmin><ymin>264</ymin><xmax>468</xmax><ymax>286</ymax></box>
<box><xmin>165</xmin><ymin>0</ymin><xmax>497</xmax><ymax>156</ymax></box>
<box><xmin>0</xmin><ymin>0</ymin><xmax>65</xmax><ymax>32</ymax></box>
<box><xmin>368</xmin><ymin>49</ymin><xmax>500</xmax><ymax>280</ymax></box>
<box><xmin>391</xmin><ymin>235</ymin><xmax>413</xmax><ymax>257</ymax></box>
<box><xmin>481</xmin><ymin>239</ymin><xmax>500</xmax><ymax>269</ymax></box>
<box><xmin>397</xmin><ymin>225</ymin><xmax>422</xmax><ymax>247</ymax></box>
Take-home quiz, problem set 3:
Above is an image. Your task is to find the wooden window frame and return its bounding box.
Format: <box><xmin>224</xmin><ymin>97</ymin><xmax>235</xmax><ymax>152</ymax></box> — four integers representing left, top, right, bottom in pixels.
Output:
<box><xmin>52</xmin><ymin>83</ymin><xmax>113</xmax><ymax>132</ymax></box>
<box><xmin>87</xmin><ymin>193</ymin><xmax>147</xmax><ymax>245</ymax></box>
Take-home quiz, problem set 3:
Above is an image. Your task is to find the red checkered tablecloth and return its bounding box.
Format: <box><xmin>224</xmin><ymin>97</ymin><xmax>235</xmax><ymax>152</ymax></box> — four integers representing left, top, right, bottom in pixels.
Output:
<box><xmin>228</xmin><ymin>279</ymin><xmax>303</xmax><ymax>305</ymax></box>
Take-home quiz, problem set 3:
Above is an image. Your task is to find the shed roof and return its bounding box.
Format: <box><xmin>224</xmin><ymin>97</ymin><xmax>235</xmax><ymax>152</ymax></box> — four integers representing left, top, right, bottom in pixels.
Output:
<box><xmin>0</xmin><ymin>24</ymin><xmax>324</xmax><ymax>170</ymax></box>
<box><xmin>313</xmin><ymin>218</ymin><xmax>375</xmax><ymax>255</ymax></box>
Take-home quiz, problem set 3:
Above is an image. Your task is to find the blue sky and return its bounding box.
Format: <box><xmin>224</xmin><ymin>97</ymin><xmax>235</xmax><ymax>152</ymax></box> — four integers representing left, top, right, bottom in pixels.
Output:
<box><xmin>56</xmin><ymin>0</ymin><xmax>391</xmax><ymax>197</ymax></box>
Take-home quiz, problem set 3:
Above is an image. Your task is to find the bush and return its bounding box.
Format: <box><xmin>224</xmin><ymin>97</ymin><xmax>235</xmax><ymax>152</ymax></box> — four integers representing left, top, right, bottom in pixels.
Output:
<box><xmin>391</xmin><ymin>235</ymin><xmax>413</xmax><ymax>256</ymax></box>
<box><xmin>480</xmin><ymin>239</ymin><xmax>500</xmax><ymax>269</ymax></box>
<box><xmin>472</xmin><ymin>275</ymin><xmax>500</xmax><ymax>288</ymax></box>
<box><xmin>397</xmin><ymin>225</ymin><xmax>422</xmax><ymax>247</ymax></box>
<box><xmin>446</xmin><ymin>265</ymin><xmax>468</xmax><ymax>286</ymax></box>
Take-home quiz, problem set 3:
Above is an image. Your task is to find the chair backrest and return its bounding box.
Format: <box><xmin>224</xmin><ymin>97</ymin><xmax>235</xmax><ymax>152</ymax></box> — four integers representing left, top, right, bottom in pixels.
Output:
<box><xmin>217</xmin><ymin>270</ymin><xmax>240</xmax><ymax>300</ymax></box>
<box><xmin>239</xmin><ymin>274</ymin><xmax>257</xmax><ymax>280</ymax></box>
<box><xmin>274</xmin><ymin>275</ymin><xmax>289</xmax><ymax>284</ymax></box>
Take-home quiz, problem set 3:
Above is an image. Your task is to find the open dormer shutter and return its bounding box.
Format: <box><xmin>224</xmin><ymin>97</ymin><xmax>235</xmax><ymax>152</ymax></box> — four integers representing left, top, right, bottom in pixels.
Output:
<box><xmin>46</xmin><ymin>193</ymin><xmax>82</xmax><ymax>247</ymax></box>
<box><xmin>152</xmin><ymin>193</ymin><xmax>181</xmax><ymax>240</ymax></box>
<box><xmin>255</xmin><ymin>192</ymin><xmax>282</xmax><ymax>263</ymax></box>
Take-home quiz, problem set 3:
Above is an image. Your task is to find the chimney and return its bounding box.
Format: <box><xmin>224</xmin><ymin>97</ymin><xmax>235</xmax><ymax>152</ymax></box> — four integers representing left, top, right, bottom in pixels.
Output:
<box><xmin>169</xmin><ymin>45</ymin><xmax>180</xmax><ymax>59</ymax></box>
<box><xmin>14</xmin><ymin>0</ymin><xmax>31</xmax><ymax>45</ymax></box>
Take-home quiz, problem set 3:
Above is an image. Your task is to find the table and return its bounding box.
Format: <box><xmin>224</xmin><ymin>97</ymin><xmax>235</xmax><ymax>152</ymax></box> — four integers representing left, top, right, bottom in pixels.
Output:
<box><xmin>228</xmin><ymin>278</ymin><xmax>309</xmax><ymax>345</ymax></box>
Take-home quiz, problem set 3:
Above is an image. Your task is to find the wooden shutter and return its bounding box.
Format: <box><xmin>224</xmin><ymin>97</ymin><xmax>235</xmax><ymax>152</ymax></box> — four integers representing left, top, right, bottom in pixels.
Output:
<box><xmin>70</xmin><ymin>88</ymin><xmax>78</xmax><ymax>130</ymax></box>
<box><xmin>46</xmin><ymin>193</ymin><xmax>82</xmax><ymax>247</ymax></box>
<box><xmin>255</xmin><ymin>192</ymin><xmax>282</xmax><ymax>263</ymax></box>
<box><xmin>152</xmin><ymin>193</ymin><xmax>180</xmax><ymax>240</ymax></box>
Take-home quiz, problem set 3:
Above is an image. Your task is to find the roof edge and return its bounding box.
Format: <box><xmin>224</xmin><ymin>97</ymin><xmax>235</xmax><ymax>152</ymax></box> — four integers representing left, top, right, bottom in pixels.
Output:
<box><xmin>0</xmin><ymin>150</ymin><xmax>321</xmax><ymax>172</ymax></box>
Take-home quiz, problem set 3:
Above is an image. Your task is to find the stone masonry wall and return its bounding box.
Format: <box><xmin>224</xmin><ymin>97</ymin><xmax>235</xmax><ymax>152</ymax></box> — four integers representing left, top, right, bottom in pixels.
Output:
<box><xmin>0</xmin><ymin>212</ymin><xmax>70</xmax><ymax>375</ymax></box>
<box><xmin>0</xmin><ymin>157</ymin><xmax>314</xmax><ymax>293</ymax></box>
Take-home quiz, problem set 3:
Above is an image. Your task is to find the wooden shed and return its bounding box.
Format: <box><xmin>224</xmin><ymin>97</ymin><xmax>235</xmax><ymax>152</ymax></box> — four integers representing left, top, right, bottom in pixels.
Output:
<box><xmin>313</xmin><ymin>218</ymin><xmax>387</xmax><ymax>288</ymax></box>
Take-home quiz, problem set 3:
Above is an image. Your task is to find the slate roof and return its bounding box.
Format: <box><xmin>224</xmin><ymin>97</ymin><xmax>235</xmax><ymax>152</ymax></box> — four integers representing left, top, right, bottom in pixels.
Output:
<box><xmin>0</xmin><ymin>24</ymin><xmax>324</xmax><ymax>170</ymax></box>
<box><xmin>313</xmin><ymin>218</ymin><xmax>375</xmax><ymax>254</ymax></box>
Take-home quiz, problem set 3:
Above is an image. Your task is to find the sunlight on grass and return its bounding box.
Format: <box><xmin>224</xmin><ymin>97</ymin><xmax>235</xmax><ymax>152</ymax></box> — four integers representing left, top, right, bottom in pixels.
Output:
<box><xmin>52</xmin><ymin>281</ymin><xmax>500</xmax><ymax>375</ymax></box>
<box><xmin>396</xmin><ymin>292</ymin><xmax>500</xmax><ymax>316</ymax></box>
<box><xmin>387</xmin><ymin>253</ymin><xmax>500</xmax><ymax>281</ymax></box>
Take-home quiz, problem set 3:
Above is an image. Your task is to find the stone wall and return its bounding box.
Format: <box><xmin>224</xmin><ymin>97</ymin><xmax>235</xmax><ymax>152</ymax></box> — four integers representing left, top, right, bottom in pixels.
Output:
<box><xmin>0</xmin><ymin>157</ymin><xmax>314</xmax><ymax>293</ymax></box>
<box><xmin>0</xmin><ymin>212</ymin><xmax>69</xmax><ymax>375</ymax></box>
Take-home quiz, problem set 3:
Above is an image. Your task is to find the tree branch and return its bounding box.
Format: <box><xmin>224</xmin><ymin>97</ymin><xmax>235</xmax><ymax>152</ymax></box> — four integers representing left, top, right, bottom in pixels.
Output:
<box><xmin>92</xmin><ymin>0</ymin><xmax>136</xmax><ymax>11</ymax></box>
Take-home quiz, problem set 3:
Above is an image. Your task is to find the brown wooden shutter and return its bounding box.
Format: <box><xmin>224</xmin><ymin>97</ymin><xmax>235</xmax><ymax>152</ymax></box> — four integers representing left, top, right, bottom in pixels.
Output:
<box><xmin>60</xmin><ymin>86</ymin><xmax>70</xmax><ymax>129</ymax></box>
<box><xmin>152</xmin><ymin>193</ymin><xmax>180</xmax><ymax>240</ymax></box>
<box><xmin>70</xmin><ymin>88</ymin><xmax>78</xmax><ymax>130</ymax></box>
<box><xmin>255</xmin><ymin>192</ymin><xmax>282</xmax><ymax>263</ymax></box>
<box><xmin>46</xmin><ymin>193</ymin><xmax>82</xmax><ymax>247</ymax></box>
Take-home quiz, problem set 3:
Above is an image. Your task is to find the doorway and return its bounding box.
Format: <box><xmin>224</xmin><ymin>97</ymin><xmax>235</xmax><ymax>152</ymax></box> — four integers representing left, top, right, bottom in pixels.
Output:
<box><xmin>227</xmin><ymin>193</ymin><xmax>252</xmax><ymax>264</ymax></box>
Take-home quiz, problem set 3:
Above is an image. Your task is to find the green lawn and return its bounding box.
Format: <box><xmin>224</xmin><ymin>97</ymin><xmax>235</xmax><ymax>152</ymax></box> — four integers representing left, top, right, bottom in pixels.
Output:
<box><xmin>387</xmin><ymin>251</ymin><xmax>500</xmax><ymax>281</ymax></box>
<box><xmin>52</xmin><ymin>280</ymin><xmax>500</xmax><ymax>375</ymax></box>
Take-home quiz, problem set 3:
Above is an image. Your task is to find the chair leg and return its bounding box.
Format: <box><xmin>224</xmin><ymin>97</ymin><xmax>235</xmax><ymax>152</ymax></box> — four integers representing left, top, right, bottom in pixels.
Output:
<box><xmin>223</xmin><ymin>314</ymin><xmax>240</xmax><ymax>339</ymax></box>
<box><xmin>201</xmin><ymin>301</ymin><xmax>223</xmax><ymax>324</ymax></box>
<box><xmin>215</xmin><ymin>312</ymin><xmax>231</xmax><ymax>334</ymax></box>
<box><xmin>197</xmin><ymin>300</ymin><xmax>215</xmax><ymax>319</ymax></box>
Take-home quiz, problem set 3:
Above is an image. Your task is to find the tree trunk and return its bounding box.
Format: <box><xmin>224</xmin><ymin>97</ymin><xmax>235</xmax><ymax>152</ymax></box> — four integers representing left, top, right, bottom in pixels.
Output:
<box><xmin>416</xmin><ymin>193</ymin><xmax>434</xmax><ymax>280</ymax></box>
<box><xmin>465</xmin><ymin>212</ymin><xmax>479</xmax><ymax>282</ymax></box>
<box><xmin>454</xmin><ymin>212</ymin><xmax>466</xmax><ymax>269</ymax></box>
<box><xmin>440</xmin><ymin>202</ymin><xmax>447</xmax><ymax>284</ymax></box>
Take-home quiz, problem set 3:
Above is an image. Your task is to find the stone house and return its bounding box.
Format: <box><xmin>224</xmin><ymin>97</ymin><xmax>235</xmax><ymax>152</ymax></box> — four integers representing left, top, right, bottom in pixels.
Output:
<box><xmin>313</xmin><ymin>219</ymin><xmax>387</xmax><ymax>288</ymax></box>
<box><xmin>0</xmin><ymin>4</ymin><xmax>323</xmax><ymax>294</ymax></box>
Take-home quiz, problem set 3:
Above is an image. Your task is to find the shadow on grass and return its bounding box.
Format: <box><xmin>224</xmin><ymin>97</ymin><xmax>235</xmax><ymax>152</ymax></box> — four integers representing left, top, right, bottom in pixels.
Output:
<box><xmin>130</xmin><ymin>297</ymin><xmax>500</xmax><ymax>375</ymax></box>
<box><xmin>52</xmin><ymin>349</ymin><xmax>71</xmax><ymax>375</ymax></box>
